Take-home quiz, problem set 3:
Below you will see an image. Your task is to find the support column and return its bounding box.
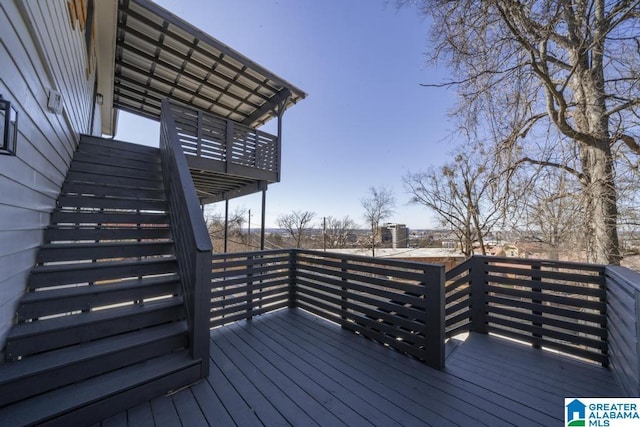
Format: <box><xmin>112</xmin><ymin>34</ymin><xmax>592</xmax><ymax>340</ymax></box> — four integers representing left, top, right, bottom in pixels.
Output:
<box><xmin>224</xmin><ymin>200</ymin><xmax>229</xmax><ymax>253</ymax></box>
<box><xmin>276</xmin><ymin>98</ymin><xmax>285</xmax><ymax>182</ymax></box>
<box><xmin>261</xmin><ymin>189</ymin><xmax>267</xmax><ymax>250</ymax></box>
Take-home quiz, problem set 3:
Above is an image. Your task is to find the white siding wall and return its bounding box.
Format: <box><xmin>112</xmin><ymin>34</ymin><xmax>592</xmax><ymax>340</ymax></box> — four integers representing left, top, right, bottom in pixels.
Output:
<box><xmin>0</xmin><ymin>0</ymin><xmax>95</xmax><ymax>346</ymax></box>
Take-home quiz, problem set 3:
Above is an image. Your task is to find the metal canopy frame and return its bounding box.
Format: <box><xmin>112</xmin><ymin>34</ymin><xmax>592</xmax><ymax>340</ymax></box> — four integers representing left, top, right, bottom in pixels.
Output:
<box><xmin>115</xmin><ymin>0</ymin><xmax>306</xmax><ymax>128</ymax></box>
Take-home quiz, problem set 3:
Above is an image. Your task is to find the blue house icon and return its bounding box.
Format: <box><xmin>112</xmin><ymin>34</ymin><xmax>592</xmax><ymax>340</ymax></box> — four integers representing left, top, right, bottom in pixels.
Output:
<box><xmin>567</xmin><ymin>399</ymin><xmax>586</xmax><ymax>422</ymax></box>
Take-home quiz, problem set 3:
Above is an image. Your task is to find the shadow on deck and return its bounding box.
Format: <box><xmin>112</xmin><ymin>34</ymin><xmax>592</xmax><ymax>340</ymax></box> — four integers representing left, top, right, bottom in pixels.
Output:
<box><xmin>100</xmin><ymin>308</ymin><xmax>620</xmax><ymax>426</ymax></box>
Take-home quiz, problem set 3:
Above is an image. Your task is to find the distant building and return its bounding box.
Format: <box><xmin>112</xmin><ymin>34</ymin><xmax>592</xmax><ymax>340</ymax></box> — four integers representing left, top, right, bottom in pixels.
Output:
<box><xmin>442</xmin><ymin>241</ymin><xmax>457</xmax><ymax>249</ymax></box>
<box><xmin>381</xmin><ymin>223</ymin><xmax>409</xmax><ymax>249</ymax></box>
<box><xmin>326</xmin><ymin>248</ymin><xmax>466</xmax><ymax>271</ymax></box>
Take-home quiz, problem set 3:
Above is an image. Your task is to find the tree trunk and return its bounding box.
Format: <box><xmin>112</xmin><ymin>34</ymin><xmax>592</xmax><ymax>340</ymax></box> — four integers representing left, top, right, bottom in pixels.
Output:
<box><xmin>570</xmin><ymin>46</ymin><xmax>620</xmax><ymax>265</ymax></box>
<box><xmin>568</xmin><ymin>4</ymin><xmax>620</xmax><ymax>265</ymax></box>
<box><xmin>580</xmin><ymin>144</ymin><xmax>620</xmax><ymax>265</ymax></box>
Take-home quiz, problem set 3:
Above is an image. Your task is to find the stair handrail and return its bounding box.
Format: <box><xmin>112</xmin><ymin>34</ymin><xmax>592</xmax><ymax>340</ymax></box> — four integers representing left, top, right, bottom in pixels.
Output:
<box><xmin>160</xmin><ymin>99</ymin><xmax>212</xmax><ymax>377</ymax></box>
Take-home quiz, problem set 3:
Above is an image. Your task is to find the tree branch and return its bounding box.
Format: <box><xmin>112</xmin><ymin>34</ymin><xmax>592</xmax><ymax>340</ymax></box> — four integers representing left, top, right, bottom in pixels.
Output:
<box><xmin>515</xmin><ymin>156</ymin><xmax>586</xmax><ymax>182</ymax></box>
<box><xmin>615</xmin><ymin>133</ymin><xmax>640</xmax><ymax>155</ymax></box>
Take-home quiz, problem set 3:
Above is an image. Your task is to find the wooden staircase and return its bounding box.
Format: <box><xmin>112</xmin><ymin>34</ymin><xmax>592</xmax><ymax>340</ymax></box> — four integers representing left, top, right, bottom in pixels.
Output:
<box><xmin>0</xmin><ymin>137</ymin><xmax>203</xmax><ymax>425</ymax></box>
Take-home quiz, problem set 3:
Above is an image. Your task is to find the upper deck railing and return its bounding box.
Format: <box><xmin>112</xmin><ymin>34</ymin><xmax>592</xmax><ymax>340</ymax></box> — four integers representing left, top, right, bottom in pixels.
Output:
<box><xmin>168</xmin><ymin>102</ymin><xmax>280</xmax><ymax>179</ymax></box>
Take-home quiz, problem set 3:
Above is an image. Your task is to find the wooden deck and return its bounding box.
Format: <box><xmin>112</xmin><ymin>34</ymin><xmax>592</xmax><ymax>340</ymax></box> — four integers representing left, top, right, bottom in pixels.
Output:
<box><xmin>97</xmin><ymin>308</ymin><xmax>621</xmax><ymax>426</ymax></box>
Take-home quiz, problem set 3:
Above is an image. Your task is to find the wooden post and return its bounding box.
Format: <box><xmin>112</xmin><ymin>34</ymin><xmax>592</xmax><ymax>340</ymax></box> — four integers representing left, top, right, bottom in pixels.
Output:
<box><xmin>260</xmin><ymin>189</ymin><xmax>266</xmax><ymax>250</ymax></box>
<box><xmin>247</xmin><ymin>254</ymin><xmax>253</xmax><ymax>320</ymax></box>
<box><xmin>224</xmin><ymin>200</ymin><xmax>228</xmax><ymax>253</ymax></box>
<box><xmin>424</xmin><ymin>265</ymin><xmax>446</xmax><ymax>369</ymax></box>
<box><xmin>600</xmin><ymin>268</ymin><xmax>608</xmax><ymax>368</ymax></box>
<box><xmin>276</xmin><ymin>101</ymin><xmax>283</xmax><ymax>182</ymax></box>
<box><xmin>531</xmin><ymin>263</ymin><xmax>542</xmax><ymax>349</ymax></box>
<box><xmin>341</xmin><ymin>258</ymin><xmax>348</xmax><ymax>327</ymax></box>
<box><xmin>470</xmin><ymin>256</ymin><xmax>487</xmax><ymax>334</ymax></box>
<box><xmin>192</xmin><ymin>250</ymin><xmax>212</xmax><ymax>377</ymax></box>
<box><xmin>635</xmin><ymin>292</ymin><xmax>640</xmax><ymax>386</ymax></box>
<box><xmin>289</xmin><ymin>250</ymin><xmax>297</xmax><ymax>308</ymax></box>
<box><xmin>196</xmin><ymin>110</ymin><xmax>203</xmax><ymax>158</ymax></box>
<box><xmin>225</xmin><ymin>120</ymin><xmax>233</xmax><ymax>172</ymax></box>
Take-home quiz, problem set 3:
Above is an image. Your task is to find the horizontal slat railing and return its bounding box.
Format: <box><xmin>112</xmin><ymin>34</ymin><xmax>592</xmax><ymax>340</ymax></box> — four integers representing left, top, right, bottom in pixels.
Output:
<box><xmin>293</xmin><ymin>250</ymin><xmax>445</xmax><ymax>369</ymax></box>
<box><xmin>475</xmin><ymin>256</ymin><xmax>608</xmax><ymax>365</ymax></box>
<box><xmin>445</xmin><ymin>258</ymin><xmax>472</xmax><ymax>338</ymax></box>
<box><xmin>605</xmin><ymin>266</ymin><xmax>640</xmax><ymax>396</ymax></box>
<box><xmin>208</xmin><ymin>250</ymin><xmax>619</xmax><ymax>369</ymax></box>
<box><xmin>210</xmin><ymin>250</ymin><xmax>291</xmax><ymax>328</ymax></box>
<box><xmin>169</xmin><ymin>102</ymin><xmax>279</xmax><ymax>174</ymax></box>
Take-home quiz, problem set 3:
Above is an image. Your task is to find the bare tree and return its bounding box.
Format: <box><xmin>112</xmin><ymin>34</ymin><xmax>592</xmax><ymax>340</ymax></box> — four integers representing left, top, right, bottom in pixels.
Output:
<box><xmin>617</xmin><ymin>160</ymin><xmax>640</xmax><ymax>254</ymax></box>
<box><xmin>323</xmin><ymin>216</ymin><xmax>358</xmax><ymax>249</ymax></box>
<box><xmin>277</xmin><ymin>210</ymin><xmax>316</xmax><ymax>248</ymax></box>
<box><xmin>511</xmin><ymin>167</ymin><xmax>585</xmax><ymax>259</ymax></box>
<box><xmin>206</xmin><ymin>207</ymin><xmax>247</xmax><ymax>253</ymax></box>
<box><xmin>361</xmin><ymin>187</ymin><xmax>396</xmax><ymax>256</ymax></box>
<box><xmin>405</xmin><ymin>144</ymin><xmax>506</xmax><ymax>256</ymax></box>
<box><xmin>401</xmin><ymin>0</ymin><xmax>640</xmax><ymax>264</ymax></box>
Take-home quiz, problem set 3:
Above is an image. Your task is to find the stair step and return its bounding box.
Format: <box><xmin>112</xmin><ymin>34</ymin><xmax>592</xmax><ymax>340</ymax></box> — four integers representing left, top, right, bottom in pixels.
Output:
<box><xmin>0</xmin><ymin>351</ymin><xmax>200</xmax><ymax>426</ymax></box>
<box><xmin>79</xmin><ymin>135</ymin><xmax>160</xmax><ymax>154</ymax></box>
<box><xmin>5</xmin><ymin>298</ymin><xmax>185</xmax><ymax>359</ymax></box>
<box><xmin>78</xmin><ymin>142</ymin><xmax>160</xmax><ymax>163</ymax></box>
<box><xmin>28</xmin><ymin>257</ymin><xmax>178</xmax><ymax>289</ymax></box>
<box><xmin>72</xmin><ymin>150</ymin><xmax>161</xmax><ymax>171</ymax></box>
<box><xmin>0</xmin><ymin>322</ymin><xmax>189</xmax><ymax>406</ymax></box>
<box><xmin>57</xmin><ymin>194</ymin><xmax>168</xmax><ymax>211</ymax></box>
<box><xmin>18</xmin><ymin>274</ymin><xmax>180</xmax><ymax>320</ymax></box>
<box><xmin>44</xmin><ymin>226</ymin><xmax>172</xmax><ymax>243</ymax></box>
<box><xmin>69</xmin><ymin>160</ymin><xmax>162</xmax><ymax>181</ymax></box>
<box><xmin>66</xmin><ymin>170</ymin><xmax>164</xmax><ymax>191</ymax></box>
<box><xmin>51</xmin><ymin>211</ymin><xmax>169</xmax><ymax>226</ymax></box>
<box><xmin>37</xmin><ymin>241</ymin><xmax>175</xmax><ymax>263</ymax></box>
<box><xmin>62</xmin><ymin>182</ymin><xmax>166</xmax><ymax>200</ymax></box>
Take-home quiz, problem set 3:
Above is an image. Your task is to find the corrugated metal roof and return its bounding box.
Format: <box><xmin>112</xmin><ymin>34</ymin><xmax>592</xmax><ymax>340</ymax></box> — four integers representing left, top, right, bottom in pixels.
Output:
<box><xmin>115</xmin><ymin>0</ymin><xmax>306</xmax><ymax>128</ymax></box>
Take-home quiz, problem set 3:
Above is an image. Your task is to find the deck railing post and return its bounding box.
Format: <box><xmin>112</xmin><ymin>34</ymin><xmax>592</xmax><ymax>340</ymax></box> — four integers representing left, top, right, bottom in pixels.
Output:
<box><xmin>247</xmin><ymin>254</ymin><xmax>254</xmax><ymax>320</ymax></box>
<box><xmin>193</xmin><ymin>250</ymin><xmax>211</xmax><ymax>377</ymax></box>
<box><xmin>196</xmin><ymin>110</ymin><xmax>203</xmax><ymax>158</ymax></box>
<box><xmin>599</xmin><ymin>267</ymin><xmax>608</xmax><ymax>367</ymax></box>
<box><xmin>469</xmin><ymin>256</ymin><xmax>488</xmax><ymax>334</ymax></box>
<box><xmin>340</xmin><ymin>258</ymin><xmax>348</xmax><ymax>326</ymax></box>
<box><xmin>424</xmin><ymin>265</ymin><xmax>446</xmax><ymax>369</ymax></box>
<box><xmin>531</xmin><ymin>263</ymin><xmax>542</xmax><ymax>349</ymax></box>
<box><xmin>225</xmin><ymin>120</ymin><xmax>233</xmax><ymax>172</ymax></box>
<box><xmin>289</xmin><ymin>250</ymin><xmax>297</xmax><ymax>308</ymax></box>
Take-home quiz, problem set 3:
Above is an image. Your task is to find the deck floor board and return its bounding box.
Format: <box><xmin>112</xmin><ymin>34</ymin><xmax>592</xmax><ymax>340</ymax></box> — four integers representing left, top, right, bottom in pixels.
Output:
<box><xmin>263</xmin><ymin>311</ymin><xmax>479</xmax><ymax>426</ymax></box>
<box><xmin>127</xmin><ymin>401</ymin><xmax>155</xmax><ymax>427</ymax></box>
<box><xmin>224</xmin><ymin>323</ymin><xmax>366</xmax><ymax>426</ymax></box>
<box><xmin>101</xmin><ymin>308</ymin><xmax>622</xmax><ymax>426</ymax></box>
<box><xmin>265</xmin><ymin>310</ymin><xmax>556</xmax><ymax>426</ymax></box>
<box><xmin>209</xmin><ymin>335</ymin><xmax>299</xmax><ymax>426</ymax></box>
<box><xmin>232</xmin><ymin>316</ymin><xmax>405</xmax><ymax>427</ymax></box>
<box><xmin>149</xmin><ymin>396</ymin><xmax>181</xmax><ymax>427</ymax></box>
<box><xmin>171</xmin><ymin>388</ymin><xmax>209</xmax><ymax>427</ymax></box>
<box><xmin>449</xmin><ymin>334</ymin><xmax>619</xmax><ymax>395</ymax></box>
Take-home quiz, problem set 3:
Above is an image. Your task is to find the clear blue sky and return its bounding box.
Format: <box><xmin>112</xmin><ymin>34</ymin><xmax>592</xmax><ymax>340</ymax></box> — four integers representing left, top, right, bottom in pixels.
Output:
<box><xmin>115</xmin><ymin>0</ymin><xmax>457</xmax><ymax>229</ymax></box>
